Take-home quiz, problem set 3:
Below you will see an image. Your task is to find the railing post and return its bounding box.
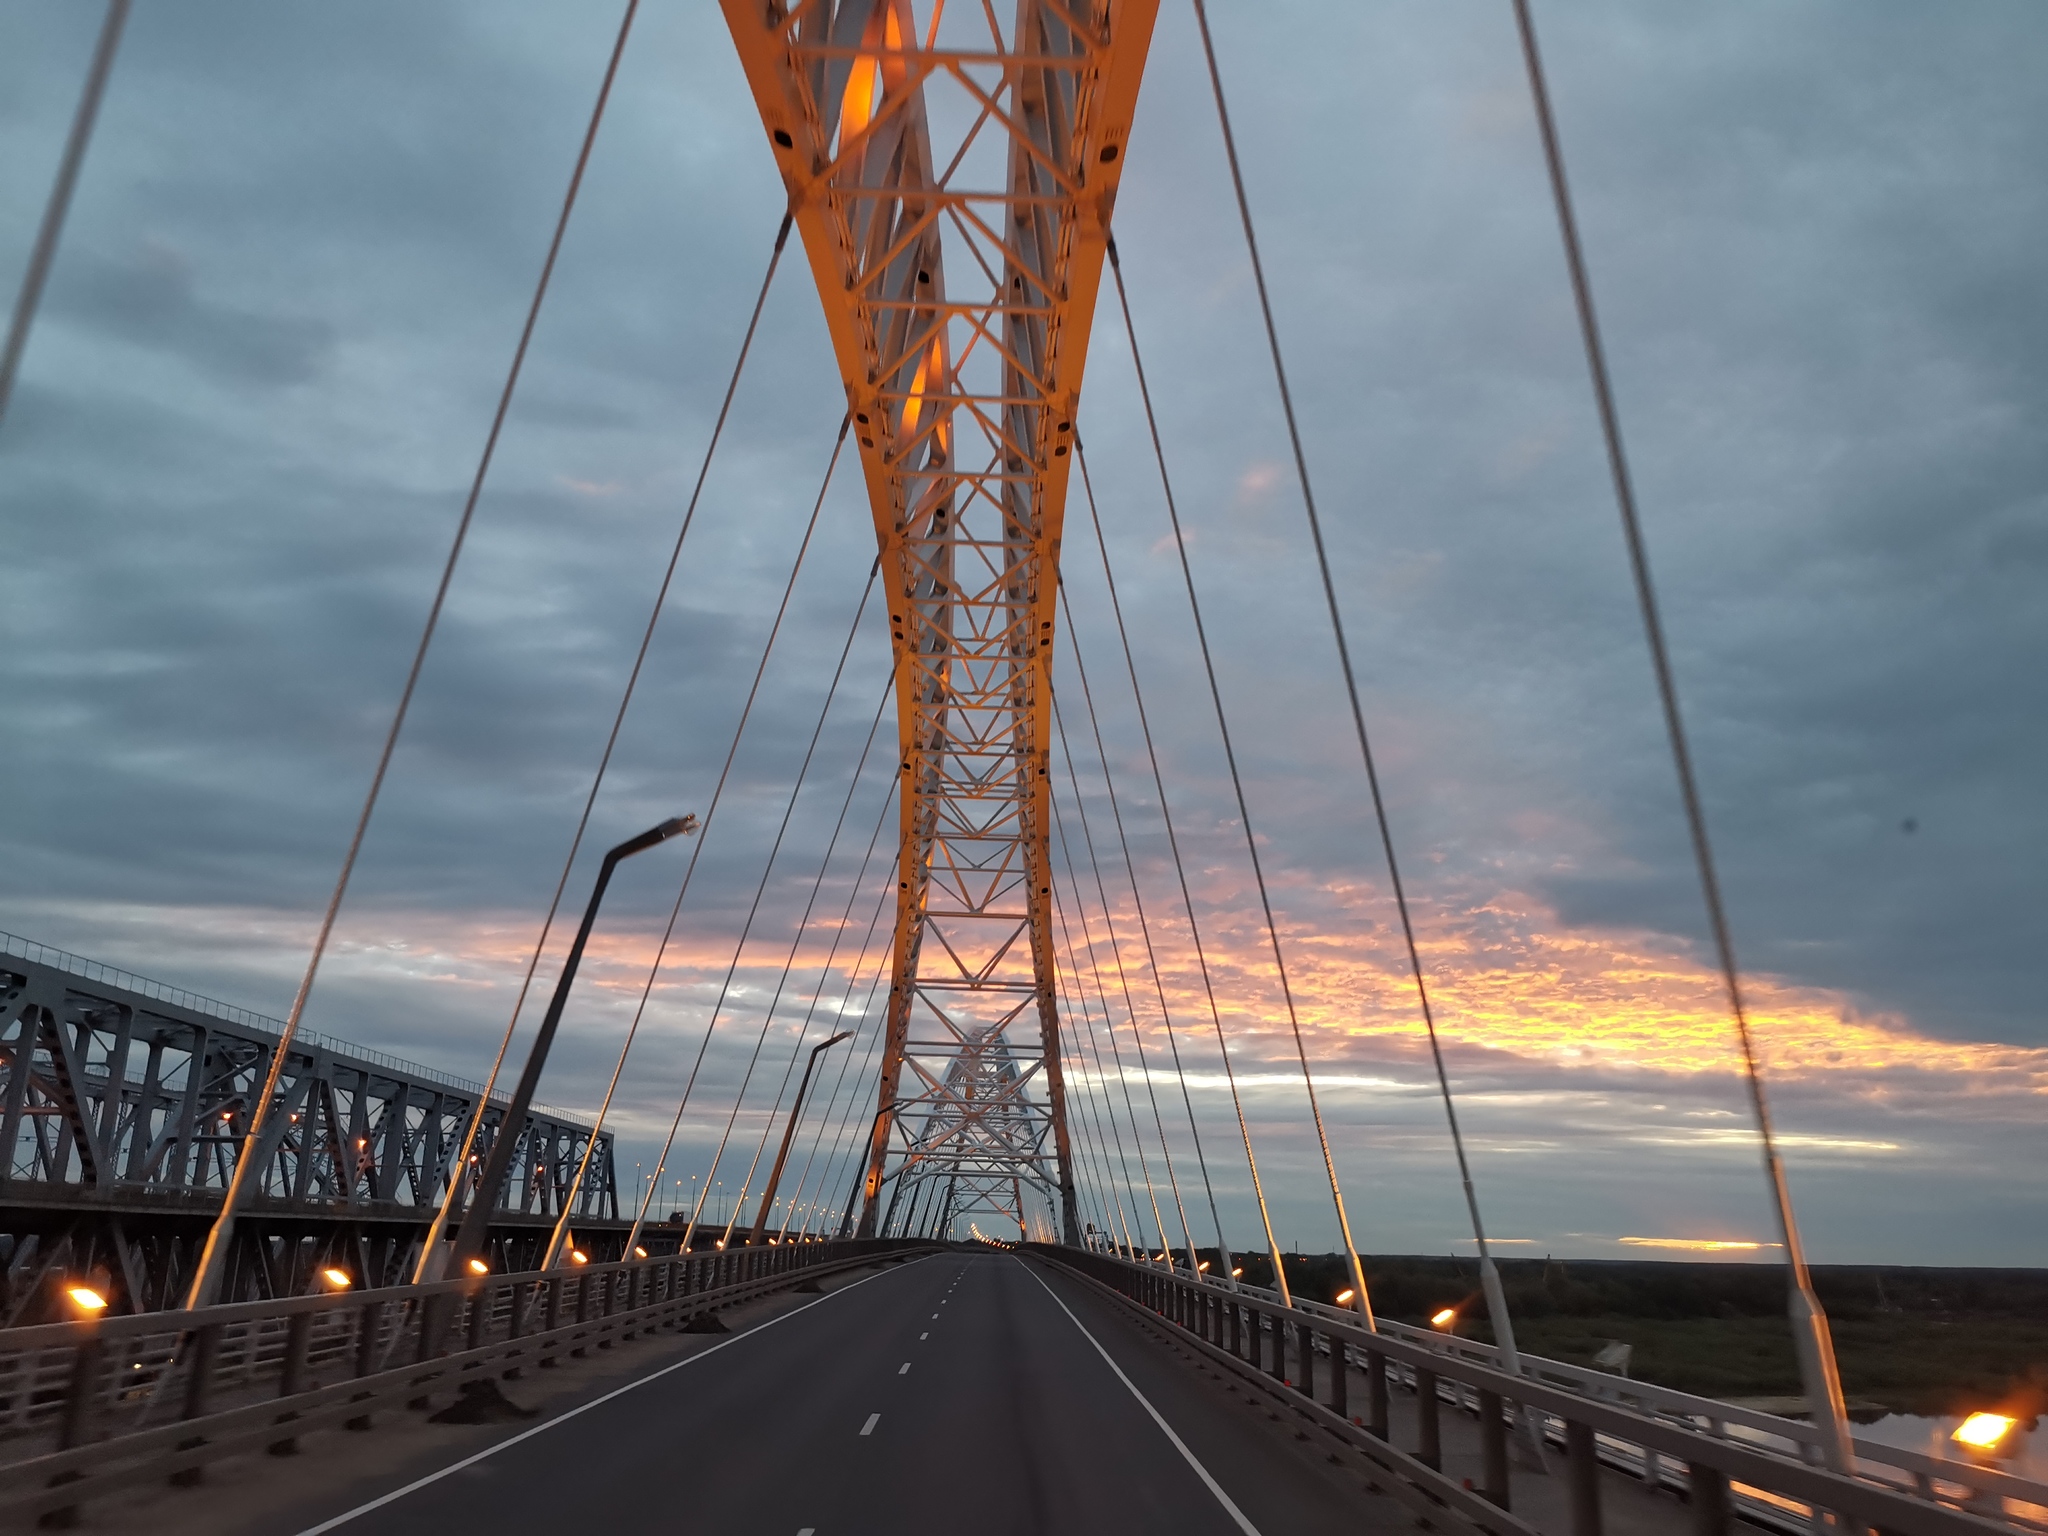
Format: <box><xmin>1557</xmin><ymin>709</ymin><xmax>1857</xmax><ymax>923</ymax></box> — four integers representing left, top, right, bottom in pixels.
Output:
<box><xmin>346</xmin><ymin>1299</ymin><xmax>380</xmax><ymax>1430</ymax></box>
<box><xmin>571</xmin><ymin>1271</ymin><xmax>592</xmax><ymax>1357</ymax></box>
<box><xmin>1228</xmin><ymin>1299</ymin><xmax>1241</xmax><ymax>1357</ymax></box>
<box><xmin>539</xmin><ymin>1277</ymin><xmax>563</xmax><ymax>1369</ymax></box>
<box><xmin>57</xmin><ymin>1329</ymin><xmax>105</xmax><ymax>1451</ymax></box>
<box><xmin>269</xmin><ymin>1310</ymin><xmax>315</xmax><ymax>1456</ymax></box>
<box><xmin>1567</xmin><ymin>1419</ymin><xmax>1603</xmax><ymax>1536</ymax></box>
<box><xmin>466</xmin><ymin>1280</ymin><xmax>490</xmax><ymax>1351</ymax></box>
<box><xmin>181</xmin><ymin>1322</ymin><xmax>221</xmax><ymax>1422</ymax></box>
<box><xmin>171</xmin><ymin>1322</ymin><xmax>222</xmax><ymax>1486</ymax></box>
<box><xmin>1687</xmin><ymin>1461</ymin><xmax>1728</xmax><ymax>1536</ymax></box>
<box><xmin>1367</xmin><ymin>1348</ymin><xmax>1389</xmax><ymax>1439</ymax></box>
<box><xmin>1327</xmin><ymin>1332</ymin><xmax>1347</xmax><ymax>1419</ymax></box>
<box><xmin>1479</xmin><ymin>1388</ymin><xmax>1509</xmax><ymax>1509</ymax></box>
<box><xmin>1296</xmin><ymin>1316</ymin><xmax>1315</xmax><ymax>1399</ymax></box>
<box><xmin>1416</xmin><ymin>1365</ymin><xmax>1441</xmax><ymax>1471</ymax></box>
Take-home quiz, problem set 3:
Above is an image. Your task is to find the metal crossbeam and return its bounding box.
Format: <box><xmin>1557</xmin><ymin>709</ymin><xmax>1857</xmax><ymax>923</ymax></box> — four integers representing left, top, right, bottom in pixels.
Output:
<box><xmin>724</xmin><ymin>0</ymin><xmax>1157</xmax><ymax>1242</ymax></box>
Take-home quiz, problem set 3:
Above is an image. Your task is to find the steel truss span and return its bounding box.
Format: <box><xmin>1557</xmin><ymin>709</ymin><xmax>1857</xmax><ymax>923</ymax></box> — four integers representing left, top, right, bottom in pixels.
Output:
<box><xmin>0</xmin><ymin>941</ymin><xmax>615</xmax><ymax>1319</ymax></box>
<box><xmin>725</xmin><ymin>0</ymin><xmax>1158</xmax><ymax>1245</ymax></box>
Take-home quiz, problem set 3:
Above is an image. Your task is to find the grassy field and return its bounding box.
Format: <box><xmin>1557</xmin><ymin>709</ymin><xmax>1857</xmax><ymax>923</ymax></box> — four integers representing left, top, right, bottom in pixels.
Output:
<box><xmin>1204</xmin><ymin>1250</ymin><xmax>2048</xmax><ymax>1417</ymax></box>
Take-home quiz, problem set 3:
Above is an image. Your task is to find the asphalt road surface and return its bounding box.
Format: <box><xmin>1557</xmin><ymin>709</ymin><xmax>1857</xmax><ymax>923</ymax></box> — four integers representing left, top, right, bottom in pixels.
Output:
<box><xmin>284</xmin><ymin>1250</ymin><xmax>1395</xmax><ymax>1536</ymax></box>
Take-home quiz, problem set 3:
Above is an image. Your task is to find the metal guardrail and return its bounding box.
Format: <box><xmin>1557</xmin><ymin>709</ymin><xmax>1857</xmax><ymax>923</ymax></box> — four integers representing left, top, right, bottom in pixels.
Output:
<box><xmin>1046</xmin><ymin>1248</ymin><xmax>2036</xmax><ymax>1536</ymax></box>
<box><xmin>1207</xmin><ymin>1271</ymin><xmax>2048</xmax><ymax>1529</ymax></box>
<box><xmin>0</xmin><ymin>1237</ymin><xmax>937</xmax><ymax>1522</ymax></box>
<box><xmin>0</xmin><ymin>929</ymin><xmax>583</xmax><ymax>1124</ymax></box>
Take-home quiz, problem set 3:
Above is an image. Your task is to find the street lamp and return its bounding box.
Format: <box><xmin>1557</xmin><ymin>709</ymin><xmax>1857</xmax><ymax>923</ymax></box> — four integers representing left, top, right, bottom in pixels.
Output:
<box><xmin>447</xmin><ymin>815</ymin><xmax>696</xmax><ymax>1272</ymax></box>
<box><xmin>747</xmin><ymin>1031</ymin><xmax>851</xmax><ymax>1246</ymax></box>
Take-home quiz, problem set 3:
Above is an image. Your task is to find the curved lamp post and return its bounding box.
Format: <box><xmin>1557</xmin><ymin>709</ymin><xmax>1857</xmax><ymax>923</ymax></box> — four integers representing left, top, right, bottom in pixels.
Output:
<box><xmin>746</xmin><ymin>1030</ymin><xmax>850</xmax><ymax>1246</ymax></box>
<box><xmin>447</xmin><ymin>814</ymin><xmax>696</xmax><ymax>1273</ymax></box>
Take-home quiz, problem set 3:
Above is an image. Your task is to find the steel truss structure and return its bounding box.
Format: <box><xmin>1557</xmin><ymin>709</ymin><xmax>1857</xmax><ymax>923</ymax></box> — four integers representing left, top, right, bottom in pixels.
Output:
<box><xmin>0</xmin><ymin>940</ymin><xmax>614</xmax><ymax>1318</ymax></box>
<box><xmin>725</xmin><ymin>0</ymin><xmax>1157</xmax><ymax>1242</ymax></box>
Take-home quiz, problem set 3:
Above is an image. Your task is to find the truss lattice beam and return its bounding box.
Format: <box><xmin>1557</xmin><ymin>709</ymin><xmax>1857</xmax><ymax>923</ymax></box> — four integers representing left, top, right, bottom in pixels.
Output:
<box><xmin>724</xmin><ymin>0</ymin><xmax>1156</xmax><ymax>1242</ymax></box>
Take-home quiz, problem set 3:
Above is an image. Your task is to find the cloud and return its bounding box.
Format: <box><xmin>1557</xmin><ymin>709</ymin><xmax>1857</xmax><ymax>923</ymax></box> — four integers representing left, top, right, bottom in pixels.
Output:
<box><xmin>4</xmin><ymin>0</ymin><xmax>2045</xmax><ymax>1264</ymax></box>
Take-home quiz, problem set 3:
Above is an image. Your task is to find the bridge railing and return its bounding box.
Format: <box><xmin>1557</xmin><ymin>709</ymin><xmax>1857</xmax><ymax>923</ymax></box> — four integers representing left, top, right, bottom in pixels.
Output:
<box><xmin>1205</xmin><ymin>1270</ymin><xmax>2048</xmax><ymax>1529</ymax></box>
<box><xmin>0</xmin><ymin>1237</ymin><xmax>935</xmax><ymax>1524</ymax></box>
<box><xmin>1041</xmin><ymin>1247</ymin><xmax>2040</xmax><ymax>1536</ymax></box>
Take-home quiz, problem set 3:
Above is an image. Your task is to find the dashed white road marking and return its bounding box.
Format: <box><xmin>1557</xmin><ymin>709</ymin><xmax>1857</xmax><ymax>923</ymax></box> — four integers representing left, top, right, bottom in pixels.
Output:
<box><xmin>799</xmin><ymin>1529</ymin><xmax>815</xmax><ymax>1535</ymax></box>
<box><xmin>290</xmin><ymin>1261</ymin><xmax>918</xmax><ymax>1536</ymax></box>
<box><xmin>860</xmin><ymin>1412</ymin><xmax>881</xmax><ymax>1437</ymax></box>
<box><xmin>898</xmin><ymin>1362</ymin><xmax>911</xmax><ymax>1374</ymax></box>
<box><xmin>920</xmin><ymin>1331</ymin><xmax>928</xmax><ymax>1339</ymax></box>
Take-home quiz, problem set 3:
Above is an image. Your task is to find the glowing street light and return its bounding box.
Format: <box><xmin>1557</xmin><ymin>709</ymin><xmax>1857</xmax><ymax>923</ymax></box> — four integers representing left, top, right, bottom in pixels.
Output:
<box><xmin>569</xmin><ymin>1250</ymin><xmax>589</xmax><ymax>1266</ymax></box>
<box><xmin>1953</xmin><ymin>1413</ymin><xmax>2016</xmax><ymax>1453</ymax></box>
<box><xmin>466</xmin><ymin>1258</ymin><xmax>489</xmax><ymax>1276</ymax></box>
<box><xmin>1336</xmin><ymin>1289</ymin><xmax>1355</xmax><ymax>1305</ymax></box>
<box><xmin>1431</xmin><ymin>1307</ymin><xmax>1458</xmax><ymax>1329</ymax></box>
<box><xmin>320</xmin><ymin>1267</ymin><xmax>353</xmax><ymax>1291</ymax></box>
<box><xmin>66</xmin><ymin>1285</ymin><xmax>109</xmax><ymax>1315</ymax></box>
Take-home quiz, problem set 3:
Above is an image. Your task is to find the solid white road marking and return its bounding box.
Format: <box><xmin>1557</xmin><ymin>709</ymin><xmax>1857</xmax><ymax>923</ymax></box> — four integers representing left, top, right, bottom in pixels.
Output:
<box><xmin>860</xmin><ymin>1412</ymin><xmax>881</xmax><ymax>1436</ymax></box>
<box><xmin>1019</xmin><ymin>1261</ymin><xmax>1266</xmax><ymax>1536</ymax></box>
<box><xmin>898</xmin><ymin>1362</ymin><xmax>911</xmax><ymax>1374</ymax></box>
<box><xmin>289</xmin><ymin>1261</ymin><xmax>920</xmax><ymax>1536</ymax></box>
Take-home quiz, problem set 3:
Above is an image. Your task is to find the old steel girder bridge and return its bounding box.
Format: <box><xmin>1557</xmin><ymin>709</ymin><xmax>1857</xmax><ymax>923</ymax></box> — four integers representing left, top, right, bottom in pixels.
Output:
<box><xmin>0</xmin><ymin>936</ymin><xmax>616</xmax><ymax>1320</ymax></box>
<box><xmin>724</xmin><ymin>0</ymin><xmax>1157</xmax><ymax>1245</ymax></box>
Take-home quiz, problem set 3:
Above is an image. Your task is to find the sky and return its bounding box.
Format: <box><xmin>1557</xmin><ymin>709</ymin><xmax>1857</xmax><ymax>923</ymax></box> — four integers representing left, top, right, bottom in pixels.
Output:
<box><xmin>3</xmin><ymin>1</ymin><xmax>2043</xmax><ymax>1267</ymax></box>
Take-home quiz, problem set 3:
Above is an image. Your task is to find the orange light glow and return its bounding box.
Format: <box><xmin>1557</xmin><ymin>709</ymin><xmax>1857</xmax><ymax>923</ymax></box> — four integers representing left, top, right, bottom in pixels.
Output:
<box><xmin>67</xmin><ymin>1286</ymin><xmax>110</xmax><ymax>1313</ymax></box>
<box><xmin>633</xmin><ymin>1246</ymin><xmax>648</xmax><ymax>1259</ymax></box>
<box><xmin>569</xmin><ymin>1250</ymin><xmax>589</xmax><ymax>1266</ymax></box>
<box><xmin>1431</xmin><ymin>1308</ymin><xmax>1457</xmax><ymax>1328</ymax></box>
<box><xmin>1953</xmin><ymin>1413</ymin><xmax>2016</xmax><ymax>1451</ymax></box>
<box><xmin>1619</xmin><ymin>1237</ymin><xmax>1771</xmax><ymax>1253</ymax></box>
<box><xmin>1336</xmin><ymin>1289</ymin><xmax>1355</xmax><ymax>1305</ymax></box>
<box><xmin>466</xmin><ymin>1258</ymin><xmax>489</xmax><ymax>1276</ymax></box>
<box><xmin>320</xmin><ymin>1268</ymin><xmax>352</xmax><ymax>1290</ymax></box>
<box><xmin>837</xmin><ymin>10</ymin><xmax>907</xmax><ymax>153</ymax></box>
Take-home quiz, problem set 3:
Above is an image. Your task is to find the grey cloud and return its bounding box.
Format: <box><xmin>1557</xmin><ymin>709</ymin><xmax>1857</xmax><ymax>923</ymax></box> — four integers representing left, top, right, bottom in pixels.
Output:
<box><xmin>49</xmin><ymin>241</ymin><xmax>335</xmax><ymax>385</ymax></box>
<box><xmin>3</xmin><ymin>0</ymin><xmax>2044</xmax><ymax>1263</ymax></box>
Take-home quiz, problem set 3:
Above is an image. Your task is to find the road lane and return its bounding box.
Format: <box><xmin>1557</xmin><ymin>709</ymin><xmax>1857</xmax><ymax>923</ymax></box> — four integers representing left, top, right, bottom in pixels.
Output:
<box><xmin>285</xmin><ymin>1250</ymin><xmax>1401</xmax><ymax>1536</ymax></box>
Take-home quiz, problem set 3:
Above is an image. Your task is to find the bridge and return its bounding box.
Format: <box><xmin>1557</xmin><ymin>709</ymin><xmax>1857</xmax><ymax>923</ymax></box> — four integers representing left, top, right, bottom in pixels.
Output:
<box><xmin>1</xmin><ymin>2</ymin><xmax>2038</xmax><ymax>1534</ymax></box>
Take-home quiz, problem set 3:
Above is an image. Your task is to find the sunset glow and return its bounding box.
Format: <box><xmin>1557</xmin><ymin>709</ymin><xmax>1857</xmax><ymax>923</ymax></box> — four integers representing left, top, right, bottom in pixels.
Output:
<box><xmin>1619</xmin><ymin>1237</ymin><xmax>1775</xmax><ymax>1253</ymax></box>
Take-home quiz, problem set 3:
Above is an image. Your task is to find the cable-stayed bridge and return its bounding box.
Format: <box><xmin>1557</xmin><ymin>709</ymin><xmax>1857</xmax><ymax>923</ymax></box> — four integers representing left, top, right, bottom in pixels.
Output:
<box><xmin>0</xmin><ymin>3</ymin><xmax>2036</xmax><ymax>1534</ymax></box>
